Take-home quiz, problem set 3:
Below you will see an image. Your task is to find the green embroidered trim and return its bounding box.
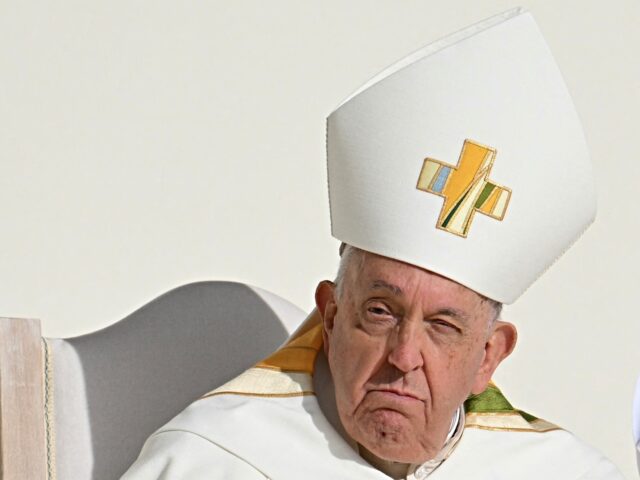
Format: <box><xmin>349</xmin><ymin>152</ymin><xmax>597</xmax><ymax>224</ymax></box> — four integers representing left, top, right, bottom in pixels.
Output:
<box><xmin>464</xmin><ymin>384</ymin><xmax>538</xmax><ymax>421</ymax></box>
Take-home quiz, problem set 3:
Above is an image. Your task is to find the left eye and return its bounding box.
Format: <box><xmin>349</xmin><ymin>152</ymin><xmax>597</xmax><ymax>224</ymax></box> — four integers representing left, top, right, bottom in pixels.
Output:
<box><xmin>432</xmin><ymin>319</ymin><xmax>451</xmax><ymax>327</ymax></box>
<box><xmin>368</xmin><ymin>306</ymin><xmax>391</xmax><ymax>316</ymax></box>
<box><xmin>428</xmin><ymin>319</ymin><xmax>459</xmax><ymax>332</ymax></box>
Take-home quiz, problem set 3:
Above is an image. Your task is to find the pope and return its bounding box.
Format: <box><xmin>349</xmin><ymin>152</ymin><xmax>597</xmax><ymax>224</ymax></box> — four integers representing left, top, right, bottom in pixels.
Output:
<box><xmin>122</xmin><ymin>7</ymin><xmax>625</xmax><ymax>479</ymax></box>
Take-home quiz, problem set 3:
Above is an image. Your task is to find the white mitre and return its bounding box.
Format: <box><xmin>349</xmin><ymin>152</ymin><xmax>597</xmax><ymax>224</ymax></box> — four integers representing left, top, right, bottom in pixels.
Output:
<box><xmin>326</xmin><ymin>7</ymin><xmax>595</xmax><ymax>304</ymax></box>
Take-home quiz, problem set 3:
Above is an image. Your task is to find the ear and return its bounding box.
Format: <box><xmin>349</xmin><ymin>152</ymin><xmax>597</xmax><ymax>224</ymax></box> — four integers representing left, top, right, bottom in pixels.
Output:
<box><xmin>315</xmin><ymin>280</ymin><xmax>338</xmax><ymax>355</ymax></box>
<box><xmin>471</xmin><ymin>320</ymin><xmax>518</xmax><ymax>394</ymax></box>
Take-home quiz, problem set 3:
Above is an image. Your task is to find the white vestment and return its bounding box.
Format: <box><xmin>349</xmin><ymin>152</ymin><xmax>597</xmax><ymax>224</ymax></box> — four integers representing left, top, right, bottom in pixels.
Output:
<box><xmin>123</xmin><ymin>313</ymin><xmax>624</xmax><ymax>479</ymax></box>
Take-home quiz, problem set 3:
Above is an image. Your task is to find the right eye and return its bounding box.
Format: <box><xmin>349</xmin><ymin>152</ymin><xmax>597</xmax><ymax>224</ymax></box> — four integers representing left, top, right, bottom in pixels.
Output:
<box><xmin>365</xmin><ymin>302</ymin><xmax>397</xmax><ymax>323</ymax></box>
<box><xmin>368</xmin><ymin>305</ymin><xmax>391</xmax><ymax>316</ymax></box>
<box><xmin>361</xmin><ymin>302</ymin><xmax>398</xmax><ymax>334</ymax></box>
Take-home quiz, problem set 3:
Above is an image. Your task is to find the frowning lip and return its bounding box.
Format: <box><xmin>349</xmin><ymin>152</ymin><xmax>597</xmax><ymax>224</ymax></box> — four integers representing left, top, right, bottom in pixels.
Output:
<box><xmin>367</xmin><ymin>388</ymin><xmax>424</xmax><ymax>402</ymax></box>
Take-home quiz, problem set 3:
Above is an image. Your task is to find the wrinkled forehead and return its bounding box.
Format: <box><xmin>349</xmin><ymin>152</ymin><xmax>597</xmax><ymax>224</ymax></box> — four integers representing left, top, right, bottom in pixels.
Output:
<box><xmin>347</xmin><ymin>248</ymin><xmax>490</xmax><ymax>306</ymax></box>
<box><xmin>337</xmin><ymin>251</ymin><xmax>501</xmax><ymax>330</ymax></box>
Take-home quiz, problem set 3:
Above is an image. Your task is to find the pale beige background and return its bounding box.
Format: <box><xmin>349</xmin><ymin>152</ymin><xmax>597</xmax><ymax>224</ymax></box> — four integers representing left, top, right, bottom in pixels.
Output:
<box><xmin>1</xmin><ymin>0</ymin><xmax>638</xmax><ymax>477</ymax></box>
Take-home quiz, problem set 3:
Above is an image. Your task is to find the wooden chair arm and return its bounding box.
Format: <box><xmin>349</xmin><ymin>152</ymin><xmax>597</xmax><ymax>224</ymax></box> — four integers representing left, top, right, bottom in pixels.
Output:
<box><xmin>0</xmin><ymin>318</ymin><xmax>47</xmax><ymax>480</ymax></box>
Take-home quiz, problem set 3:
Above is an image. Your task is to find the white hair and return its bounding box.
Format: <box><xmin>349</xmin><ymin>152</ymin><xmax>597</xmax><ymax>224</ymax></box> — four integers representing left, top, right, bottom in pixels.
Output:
<box><xmin>334</xmin><ymin>244</ymin><xmax>365</xmax><ymax>300</ymax></box>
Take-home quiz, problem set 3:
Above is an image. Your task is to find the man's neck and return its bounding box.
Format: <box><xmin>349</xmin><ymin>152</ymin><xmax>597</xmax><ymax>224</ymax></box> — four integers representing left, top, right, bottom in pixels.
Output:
<box><xmin>358</xmin><ymin>445</ymin><xmax>410</xmax><ymax>479</ymax></box>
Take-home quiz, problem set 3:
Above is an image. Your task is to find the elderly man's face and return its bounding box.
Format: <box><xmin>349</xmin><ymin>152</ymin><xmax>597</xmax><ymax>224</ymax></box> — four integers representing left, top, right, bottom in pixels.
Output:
<box><xmin>316</xmin><ymin>251</ymin><xmax>515</xmax><ymax>464</ymax></box>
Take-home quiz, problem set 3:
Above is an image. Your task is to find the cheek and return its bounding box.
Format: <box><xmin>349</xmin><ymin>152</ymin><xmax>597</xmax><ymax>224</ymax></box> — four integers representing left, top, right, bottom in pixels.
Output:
<box><xmin>460</xmin><ymin>336</ymin><xmax>488</xmax><ymax>372</ymax></box>
<box><xmin>433</xmin><ymin>341</ymin><xmax>486</xmax><ymax>395</ymax></box>
<box><xmin>327</xmin><ymin>322</ymin><xmax>387</xmax><ymax>408</ymax></box>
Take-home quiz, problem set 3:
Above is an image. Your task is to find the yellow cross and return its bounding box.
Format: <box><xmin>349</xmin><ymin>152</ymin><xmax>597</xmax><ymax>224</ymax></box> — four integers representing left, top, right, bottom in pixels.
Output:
<box><xmin>416</xmin><ymin>139</ymin><xmax>512</xmax><ymax>238</ymax></box>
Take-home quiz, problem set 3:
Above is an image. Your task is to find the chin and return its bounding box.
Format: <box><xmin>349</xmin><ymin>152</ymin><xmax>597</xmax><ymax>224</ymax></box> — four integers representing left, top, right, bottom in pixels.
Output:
<box><xmin>364</xmin><ymin>437</ymin><xmax>437</xmax><ymax>464</ymax></box>
<box><xmin>353</xmin><ymin>411</ymin><xmax>437</xmax><ymax>464</ymax></box>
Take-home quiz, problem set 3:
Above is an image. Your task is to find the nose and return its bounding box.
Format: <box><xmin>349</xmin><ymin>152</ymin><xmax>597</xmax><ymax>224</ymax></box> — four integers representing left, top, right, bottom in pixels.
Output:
<box><xmin>387</xmin><ymin>325</ymin><xmax>424</xmax><ymax>373</ymax></box>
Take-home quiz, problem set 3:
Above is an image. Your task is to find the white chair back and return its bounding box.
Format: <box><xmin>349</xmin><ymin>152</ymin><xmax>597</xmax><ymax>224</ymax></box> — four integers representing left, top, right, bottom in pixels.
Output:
<box><xmin>45</xmin><ymin>281</ymin><xmax>304</xmax><ymax>480</ymax></box>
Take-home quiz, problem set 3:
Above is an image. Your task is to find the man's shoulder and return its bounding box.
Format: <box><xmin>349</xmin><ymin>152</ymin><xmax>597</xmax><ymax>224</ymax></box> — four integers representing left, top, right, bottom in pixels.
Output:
<box><xmin>144</xmin><ymin>370</ymin><xmax>388</xmax><ymax>479</ymax></box>
<box><xmin>448</xmin><ymin>384</ymin><xmax>625</xmax><ymax>479</ymax></box>
<box><xmin>121</xmin><ymin>428</ymin><xmax>269</xmax><ymax>479</ymax></box>
<box><xmin>157</xmin><ymin>366</ymin><xmax>316</xmax><ymax>435</ymax></box>
<box><xmin>440</xmin><ymin>426</ymin><xmax>624</xmax><ymax>479</ymax></box>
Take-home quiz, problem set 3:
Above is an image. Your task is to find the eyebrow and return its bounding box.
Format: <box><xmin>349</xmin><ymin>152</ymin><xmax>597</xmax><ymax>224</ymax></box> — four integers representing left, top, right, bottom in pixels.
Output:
<box><xmin>433</xmin><ymin>308</ymin><xmax>470</xmax><ymax>324</ymax></box>
<box><xmin>370</xmin><ymin>280</ymin><xmax>403</xmax><ymax>296</ymax></box>
<box><xmin>371</xmin><ymin>280</ymin><xmax>469</xmax><ymax>323</ymax></box>
<box><xmin>369</xmin><ymin>281</ymin><xmax>470</xmax><ymax>324</ymax></box>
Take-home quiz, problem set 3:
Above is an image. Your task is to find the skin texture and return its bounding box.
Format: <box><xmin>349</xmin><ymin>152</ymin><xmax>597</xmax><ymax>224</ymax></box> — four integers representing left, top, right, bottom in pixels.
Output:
<box><xmin>315</xmin><ymin>250</ymin><xmax>517</xmax><ymax>466</ymax></box>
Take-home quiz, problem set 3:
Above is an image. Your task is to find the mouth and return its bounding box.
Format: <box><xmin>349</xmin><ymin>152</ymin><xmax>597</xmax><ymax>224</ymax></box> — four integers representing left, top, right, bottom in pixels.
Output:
<box><xmin>368</xmin><ymin>388</ymin><xmax>423</xmax><ymax>403</ymax></box>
